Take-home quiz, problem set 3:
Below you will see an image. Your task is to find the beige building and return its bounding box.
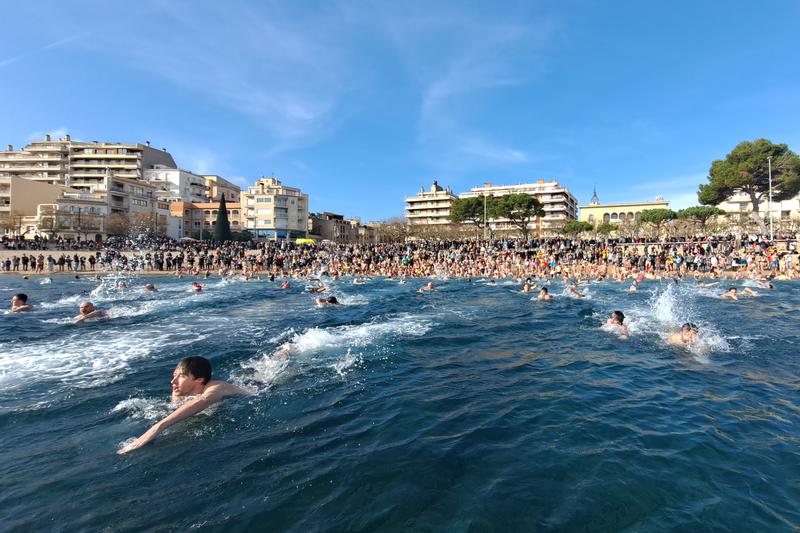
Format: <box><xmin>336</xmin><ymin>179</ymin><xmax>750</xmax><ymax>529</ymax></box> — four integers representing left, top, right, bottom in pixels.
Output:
<box><xmin>0</xmin><ymin>135</ymin><xmax>177</xmax><ymax>192</ymax></box>
<box><xmin>0</xmin><ymin>176</ymin><xmax>72</xmax><ymax>236</ymax></box>
<box><xmin>459</xmin><ymin>179</ymin><xmax>578</xmax><ymax>233</ymax></box>
<box><xmin>405</xmin><ymin>181</ymin><xmax>457</xmax><ymax>225</ymax></box>
<box><xmin>170</xmin><ymin>201</ymin><xmax>242</xmax><ymax>239</ymax></box>
<box><xmin>203</xmin><ymin>175</ymin><xmax>241</xmax><ymax>203</ymax></box>
<box><xmin>25</xmin><ymin>191</ymin><xmax>109</xmax><ymax>241</ymax></box>
<box><xmin>579</xmin><ymin>189</ymin><xmax>670</xmax><ymax>225</ymax></box>
<box><xmin>241</xmin><ymin>177</ymin><xmax>308</xmax><ymax>240</ymax></box>
<box><xmin>308</xmin><ymin>212</ymin><xmax>363</xmax><ymax>243</ymax></box>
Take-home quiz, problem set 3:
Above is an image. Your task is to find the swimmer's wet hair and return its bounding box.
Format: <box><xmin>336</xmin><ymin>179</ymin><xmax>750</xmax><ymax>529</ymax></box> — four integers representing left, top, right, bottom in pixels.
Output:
<box><xmin>178</xmin><ymin>356</ymin><xmax>212</xmax><ymax>384</ymax></box>
<box><xmin>14</xmin><ymin>293</ymin><xmax>28</xmax><ymax>303</ymax></box>
<box><xmin>611</xmin><ymin>310</ymin><xmax>625</xmax><ymax>322</ymax></box>
<box><xmin>681</xmin><ymin>323</ymin><xmax>699</xmax><ymax>332</ymax></box>
<box><xmin>327</xmin><ymin>296</ymin><xmax>339</xmax><ymax>304</ymax></box>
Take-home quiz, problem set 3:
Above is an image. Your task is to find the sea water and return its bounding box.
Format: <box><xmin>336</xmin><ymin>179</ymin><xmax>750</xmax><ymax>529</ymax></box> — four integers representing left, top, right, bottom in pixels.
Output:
<box><xmin>1</xmin><ymin>275</ymin><xmax>798</xmax><ymax>531</ymax></box>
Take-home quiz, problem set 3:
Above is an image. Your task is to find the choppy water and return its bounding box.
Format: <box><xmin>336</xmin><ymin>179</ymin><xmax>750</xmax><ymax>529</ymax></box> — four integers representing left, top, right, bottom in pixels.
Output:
<box><xmin>1</xmin><ymin>274</ymin><xmax>798</xmax><ymax>531</ymax></box>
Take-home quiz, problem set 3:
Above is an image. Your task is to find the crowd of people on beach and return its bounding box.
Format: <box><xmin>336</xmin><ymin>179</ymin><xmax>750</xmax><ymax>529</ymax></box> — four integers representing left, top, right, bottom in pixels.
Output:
<box><xmin>3</xmin><ymin>233</ymin><xmax>798</xmax><ymax>281</ymax></box>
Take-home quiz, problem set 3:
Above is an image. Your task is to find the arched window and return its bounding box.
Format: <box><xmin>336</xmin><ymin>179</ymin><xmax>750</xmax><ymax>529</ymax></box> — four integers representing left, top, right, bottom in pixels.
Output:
<box><xmin>627</xmin><ymin>212</ymin><xmax>634</xmax><ymax>221</ymax></box>
<box><xmin>588</xmin><ymin>214</ymin><xmax>595</xmax><ymax>223</ymax></box>
<box><xmin>603</xmin><ymin>213</ymin><xmax>611</xmax><ymax>222</ymax></box>
<box><xmin>610</xmin><ymin>213</ymin><xmax>618</xmax><ymax>221</ymax></box>
<box><xmin>635</xmin><ymin>212</ymin><xmax>641</xmax><ymax>220</ymax></box>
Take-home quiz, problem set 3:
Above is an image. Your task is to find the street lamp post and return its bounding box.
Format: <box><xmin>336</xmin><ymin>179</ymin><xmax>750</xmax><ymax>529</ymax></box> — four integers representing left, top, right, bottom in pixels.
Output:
<box><xmin>483</xmin><ymin>193</ymin><xmax>487</xmax><ymax>241</ymax></box>
<box><xmin>768</xmin><ymin>156</ymin><xmax>774</xmax><ymax>241</ymax></box>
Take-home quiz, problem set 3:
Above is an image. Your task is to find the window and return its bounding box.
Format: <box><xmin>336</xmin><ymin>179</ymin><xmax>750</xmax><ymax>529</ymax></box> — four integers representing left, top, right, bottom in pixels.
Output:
<box><xmin>257</xmin><ymin>197</ymin><xmax>272</xmax><ymax>203</ymax></box>
<box><xmin>603</xmin><ymin>213</ymin><xmax>610</xmax><ymax>222</ymax></box>
<box><xmin>588</xmin><ymin>214</ymin><xmax>595</xmax><ymax>223</ymax></box>
<box><xmin>782</xmin><ymin>210</ymin><xmax>791</xmax><ymax>220</ymax></box>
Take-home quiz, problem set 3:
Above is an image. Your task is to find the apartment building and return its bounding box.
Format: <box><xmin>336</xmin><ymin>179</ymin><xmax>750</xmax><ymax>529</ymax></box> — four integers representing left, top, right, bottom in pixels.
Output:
<box><xmin>27</xmin><ymin>191</ymin><xmax>109</xmax><ymax>241</ymax></box>
<box><xmin>459</xmin><ymin>179</ymin><xmax>578</xmax><ymax>233</ymax></box>
<box><xmin>716</xmin><ymin>191</ymin><xmax>800</xmax><ymax>223</ymax></box>
<box><xmin>203</xmin><ymin>175</ymin><xmax>241</xmax><ymax>203</ymax></box>
<box><xmin>241</xmin><ymin>177</ymin><xmax>308</xmax><ymax>241</ymax></box>
<box><xmin>308</xmin><ymin>212</ymin><xmax>362</xmax><ymax>243</ymax></box>
<box><xmin>0</xmin><ymin>135</ymin><xmax>177</xmax><ymax>191</ymax></box>
<box><xmin>143</xmin><ymin>167</ymin><xmax>209</xmax><ymax>203</ymax></box>
<box><xmin>0</xmin><ymin>176</ymin><xmax>72</xmax><ymax>236</ymax></box>
<box><xmin>170</xmin><ymin>201</ymin><xmax>242</xmax><ymax>239</ymax></box>
<box><xmin>405</xmin><ymin>181</ymin><xmax>457</xmax><ymax>225</ymax></box>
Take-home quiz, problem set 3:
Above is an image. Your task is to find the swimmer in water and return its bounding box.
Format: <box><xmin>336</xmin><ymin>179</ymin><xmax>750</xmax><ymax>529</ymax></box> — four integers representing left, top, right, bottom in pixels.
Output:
<box><xmin>117</xmin><ymin>356</ymin><xmax>246</xmax><ymax>454</ymax></box>
<box><xmin>74</xmin><ymin>301</ymin><xmax>107</xmax><ymax>322</ymax></box>
<box><xmin>628</xmin><ymin>280</ymin><xmax>638</xmax><ymax>292</ymax></box>
<box><xmin>722</xmin><ymin>287</ymin><xmax>738</xmax><ymax>300</ymax></box>
<box><xmin>756</xmin><ymin>279</ymin><xmax>774</xmax><ymax>290</ymax></box>
<box><xmin>605</xmin><ymin>310</ymin><xmax>629</xmax><ymax>340</ymax></box>
<box><xmin>116</xmin><ymin>280</ymin><xmax>128</xmax><ymax>289</ymax></box>
<box><xmin>741</xmin><ymin>287</ymin><xmax>759</xmax><ymax>297</ymax></box>
<box><xmin>566</xmin><ymin>285</ymin><xmax>583</xmax><ymax>298</ymax></box>
<box><xmin>280</xmin><ymin>280</ymin><xmax>291</xmax><ymax>289</ymax></box>
<box><xmin>192</xmin><ymin>282</ymin><xmax>203</xmax><ymax>292</ymax></box>
<box><xmin>10</xmin><ymin>293</ymin><xmax>33</xmax><ymax>312</ymax></box>
<box><xmin>538</xmin><ymin>287</ymin><xmax>552</xmax><ymax>301</ymax></box>
<box><xmin>418</xmin><ymin>282</ymin><xmax>434</xmax><ymax>293</ymax></box>
<box><xmin>668</xmin><ymin>323</ymin><xmax>699</xmax><ymax>346</ymax></box>
<box><xmin>315</xmin><ymin>295</ymin><xmax>339</xmax><ymax>306</ymax></box>
<box><xmin>143</xmin><ymin>283</ymin><xmax>157</xmax><ymax>292</ymax></box>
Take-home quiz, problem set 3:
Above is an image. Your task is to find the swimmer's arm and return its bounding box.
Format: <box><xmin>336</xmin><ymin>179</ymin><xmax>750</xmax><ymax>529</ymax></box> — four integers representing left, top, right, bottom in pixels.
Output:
<box><xmin>118</xmin><ymin>390</ymin><xmax>224</xmax><ymax>454</ymax></box>
<box><xmin>75</xmin><ymin>310</ymin><xmax>107</xmax><ymax>322</ymax></box>
<box><xmin>12</xmin><ymin>305</ymin><xmax>32</xmax><ymax>312</ymax></box>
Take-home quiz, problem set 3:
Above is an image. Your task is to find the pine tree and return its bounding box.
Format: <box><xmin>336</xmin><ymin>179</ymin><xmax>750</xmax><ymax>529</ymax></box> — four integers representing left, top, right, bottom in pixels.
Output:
<box><xmin>213</xmin><ymin>193</ymin><xmax>233</xmax><ymax>242</ymax></box>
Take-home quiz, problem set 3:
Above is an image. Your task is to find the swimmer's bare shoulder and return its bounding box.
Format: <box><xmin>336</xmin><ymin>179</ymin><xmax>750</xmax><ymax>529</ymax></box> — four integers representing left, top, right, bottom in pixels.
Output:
<box><xmin>202</xmin><ymin>380</ymin><xmax>247</xmax><ymax>400</ymax></box>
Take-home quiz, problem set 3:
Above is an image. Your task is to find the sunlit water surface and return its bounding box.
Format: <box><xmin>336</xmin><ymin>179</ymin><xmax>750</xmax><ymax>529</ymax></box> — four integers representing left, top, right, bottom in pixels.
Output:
<box><xmin>1</xmin><ymin>275</ymin><xmax>798</xmax><ymax>531</ymax></box>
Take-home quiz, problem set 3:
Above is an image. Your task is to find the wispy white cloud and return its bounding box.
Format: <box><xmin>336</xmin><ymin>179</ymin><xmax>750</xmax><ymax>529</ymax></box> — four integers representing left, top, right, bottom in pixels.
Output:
<box><xmin>632</xmin><ymin>173</ymin><xmax>706</xmax><ymax>192</ymax></box>
<box><xmin>0</xmin><ymin>33</ymin><xmax>84</xmax><ymax>69</ymax></box>
<box><xmin>366</xmin><ymin>4</ymin><xmax>560</xmax><ymax>169</ymax></box>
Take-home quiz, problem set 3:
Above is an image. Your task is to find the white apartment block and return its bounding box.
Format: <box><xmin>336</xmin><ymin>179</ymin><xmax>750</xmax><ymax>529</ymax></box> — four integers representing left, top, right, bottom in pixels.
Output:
<box><xmin>716</xmin><ymin>191</ymin><xmax>800</xmax><ymax>224</ymax></box>
<box><xmin>459</xmin><ymin>179</ymin><xmax>578</xmax><ymax>232</ymax></box>
<box><xmin>0</xmin><ymin>135</ymin><xmax>177</xmax><ymax>192</ymax></box>
<box><xmin>241</xmin><ymin>177</ymin><xmax>309</xmax><ymax>241</ymax></box>
<box><xmin>405</xmin><ymin>181</ymin><xmax>457</xmax><ymax>225</ymax></box>
<box><xmin>143</xmin><ymin>167</ymin><xmax>209</xmax><ymax>203</ymax></box>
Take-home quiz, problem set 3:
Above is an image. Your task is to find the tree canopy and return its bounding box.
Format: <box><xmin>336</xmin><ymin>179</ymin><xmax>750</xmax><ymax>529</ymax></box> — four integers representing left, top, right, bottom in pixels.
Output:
<box><xmin>562</xmin><ymin>220</ymin><xmax>593</xmax><ymax>235</ymax></box>
<box><xmin>638</xmin><ymin>208</ymin><xmax>676</xmax><ymax>238</ymax></box>
<box><xmin>213</xmin><ymin>193</ymin><xmax>233</xmax><ymax>242</ymax></box>
<box><xmin>676</xmin><ymin>206</ymin><xmax>725</xmax><ymax>228</ymax></box>
<box><xmin>449</xmin><ymin>196</ymin><xmax>488</xmax><ymax>227</ymax></box>
<box><xmin>698</xmin><ymin>139</ymin><xmax>800</xmax><ymax>233</ymax></box>
<box><xmin>488</xmin><ymin>193</ymin><xmax>544</xmax><ymax>241</ymax></box>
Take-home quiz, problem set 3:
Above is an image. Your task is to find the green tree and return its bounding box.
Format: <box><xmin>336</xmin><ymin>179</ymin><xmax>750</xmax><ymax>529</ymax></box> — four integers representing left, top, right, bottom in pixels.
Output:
<box><xmin>639</xmin><ymin>208</ymin><xmax>676</xmax><ymax>238</ymax></box>
<box><xmin>676</xmin><ymin>206</ymin><xmax>726</xmax><ymax>232</ymax></box>
<box><xmin>213</xmin><ymin>193</ymin><xmax>233</xmax><ymax>242</ymax></box>
<box><xmin>488</xmin><ymin>193</ymin><xmax>544</xmax><ymax>241</ymax></box>
<box><xmin>562</xmin><ymin>220</ymin><xmax>594</xmax><ymax>235</ymax></box>
<box><xmin>698</xmin><ymin>139</ymin><xmax>800</xmax><ymax>234</ymax></box>
<box><xmin>449</xmin><ymin>196</ymin><xmax>493</xmax><ymax>237</ymax></box>
<box><xmin>595</xmin><ymin>221</ymin><xmax>617</xmax><ymax>235</ymax></box>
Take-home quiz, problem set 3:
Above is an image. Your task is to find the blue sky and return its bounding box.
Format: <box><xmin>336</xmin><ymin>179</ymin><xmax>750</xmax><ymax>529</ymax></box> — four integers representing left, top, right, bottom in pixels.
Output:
<box><xmin>2</xmin><ymin>0</ymin><xmax>799</xmax><ymax>221</ymax></box>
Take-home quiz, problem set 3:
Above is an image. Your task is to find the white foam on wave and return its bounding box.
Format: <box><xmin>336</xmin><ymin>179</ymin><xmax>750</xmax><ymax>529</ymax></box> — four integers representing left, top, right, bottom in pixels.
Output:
<box><xmin>625</xmin><ymin>284</ymin><xmax>730</xmax><ymax>361</ymax></box>
<box><xmin>112</xmin><ymin>397</ymin><xmax>172</xmax><ymax>421</ymax></box>
<box><xmin>0</xmin><ymin>327</ymin><xmax>210</xmax><ymax>392</ymax></box>
<box><xmin>294</xmin><ymin>313</ymin><xmax>431</xmax><ymax>353</ymax></box>
<box><xmin>240</xmin><ymin>314</ymin><xmax>431</xmax><ymax>385</ymax></box>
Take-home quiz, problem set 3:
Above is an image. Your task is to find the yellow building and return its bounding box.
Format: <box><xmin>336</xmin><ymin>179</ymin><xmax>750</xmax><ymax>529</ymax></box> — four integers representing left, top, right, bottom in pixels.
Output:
<box><xmin>579</xmin><ymin>189</ymin><xmax>669</xmax><ymax>225</ymax></box>
<box><xmin>171</xmin><ymin>201</ymin><xmax>242</xmax><ymax>239</ymax></box>
<box><xmin>241</xmin><ymin>177</ymin><xmax>308</xmax><ymax>241</ymax></box>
